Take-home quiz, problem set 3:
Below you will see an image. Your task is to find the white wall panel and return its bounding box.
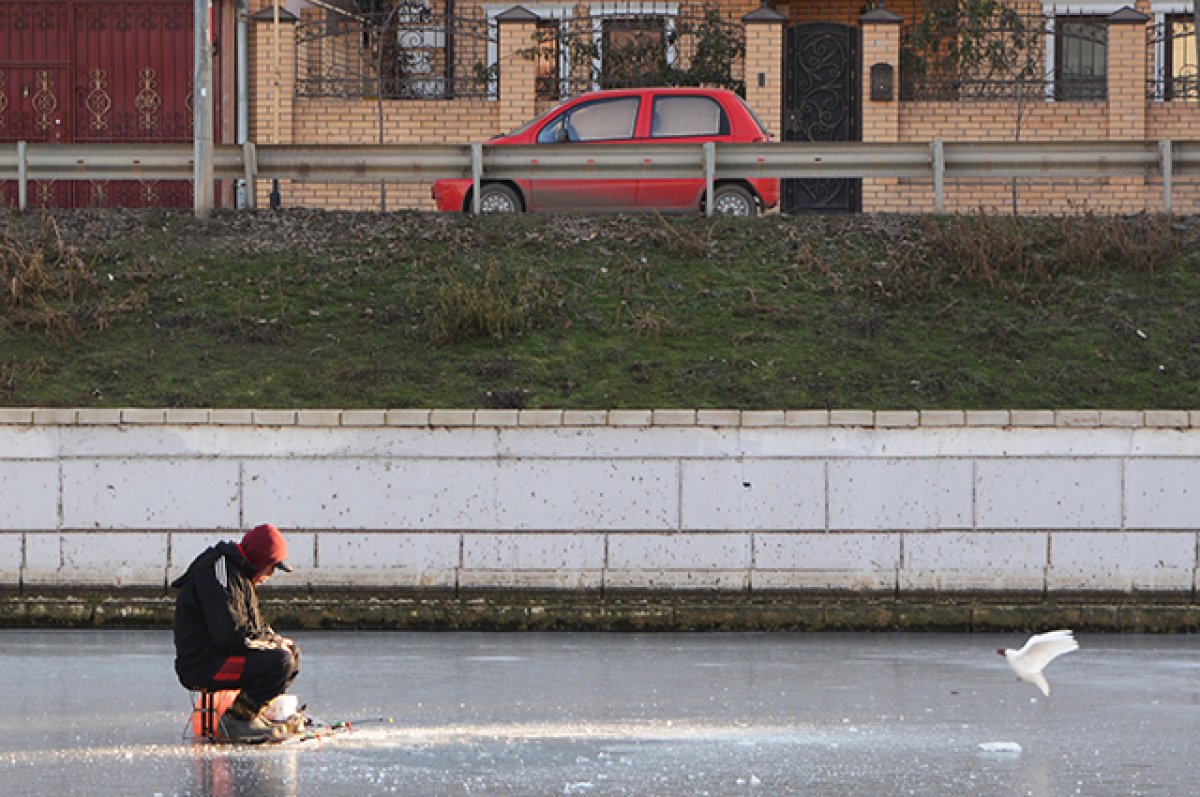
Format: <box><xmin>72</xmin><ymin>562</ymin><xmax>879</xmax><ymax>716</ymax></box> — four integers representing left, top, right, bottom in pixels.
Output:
<box><xmin>21</xmin><ymin>533</ymin><xmax>60</xmax><ymax>585</ymax></box>
<box><xmin>608</xmin><ymin>533</ymin><xmax>751</xmax><ymax>570</ymax></box>
<box><xmin>902</xmin><ymin>531</ymin><xmax>1046</xmax><ymax>591</ymax></box>
<box><xmin>59</xmin><ymin>532</ymin><xmax>167</xmax><ymax>586</ymax></box>
<box><xmin>829</xmin><ymin>459</ymin><xmax>973</xmax><ymax>530</ymax></box>
<box><xmin>61</xmin><ymin>460</ymin><xmax>239</xmax><ymax>529</ymax></box>
<box><xmin>244</xmin><ymin>459</ymin><xmax>498</xmax><ymax>530</ymax></box>
<box><xmin>310</xmin><ymin>531</ymin><xmax>459</xmax><ymax>587</ymax></box>
<box><xmin>460</xmin><ymin>531</ymin><xmax>605</xmax><ymax>589</ymax></box>
<box><xmin>754</xmin><ymin>532</ymin><xmax>900</xmax><ymax>571</ymax></box>
<box><xmin>0</xmin><ymin>534</ymin><xmax>21</xmax><ymax>584</ymax></box>
<box><xmin>0</xmin><ymin>461</ymin><xmax>58</xmax><ymax>530</ymax></box>
<box><xmin>680</xmin><ymin>459</ymin><xmax>824</xmax><ymax>530</ymax></box>
<box><xmin>1125</xmin><ymin>460</ymin><xmax>1200</xmax><ymax>529</ymax></box>
<box><xmin>462</xmin><ymin>533</ymin><xmax>605</xmax><ymax>570</ymax></box>
<box><xmin>976</xmin><ymin>459</ymin><xmax>1122</xmax><ymax>529</ymax></box>
<box><xmin>1049</xmin><ymin>532</ymin><xmax>1196</xmax><ymax>591</ymax></box>
<box><xmin>492</xmin><ymin>459</ymin><xmax>678</xmax><ymax>530</ymax></box>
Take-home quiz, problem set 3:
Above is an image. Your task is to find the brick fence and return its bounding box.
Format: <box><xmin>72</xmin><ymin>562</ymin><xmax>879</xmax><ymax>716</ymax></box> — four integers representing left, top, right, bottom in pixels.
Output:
<box><xmin>245</xmin><ymin>0</ymin><xmax>1199</xmax><ymax>214</ymax></box>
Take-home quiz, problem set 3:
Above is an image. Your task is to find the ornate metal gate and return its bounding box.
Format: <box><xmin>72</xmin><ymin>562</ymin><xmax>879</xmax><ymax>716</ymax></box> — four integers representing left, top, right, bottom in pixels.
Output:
<box><xmin>0</xmin><ymin>0</ymin><xmax>202</xmax><ymax>208</ymax></box>
<box><xmin>782</xmin><ymin>23</ymin><xmax>860</xmax><ymax>214</ymax></box>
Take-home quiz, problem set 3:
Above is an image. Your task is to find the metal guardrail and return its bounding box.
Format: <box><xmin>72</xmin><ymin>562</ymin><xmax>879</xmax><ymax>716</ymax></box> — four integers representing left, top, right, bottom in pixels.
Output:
<box><xmin>2</xmin><ymin>139</ymin><xmax>1197</xmax><ymax>214</ymax></box>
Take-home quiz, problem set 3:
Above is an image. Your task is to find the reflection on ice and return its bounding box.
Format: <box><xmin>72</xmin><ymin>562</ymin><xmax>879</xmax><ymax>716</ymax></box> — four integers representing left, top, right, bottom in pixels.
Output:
<box><xmin>186</xmin><ymin>752</ymin><xmax>300</xmax><ymax>797</ymax></box>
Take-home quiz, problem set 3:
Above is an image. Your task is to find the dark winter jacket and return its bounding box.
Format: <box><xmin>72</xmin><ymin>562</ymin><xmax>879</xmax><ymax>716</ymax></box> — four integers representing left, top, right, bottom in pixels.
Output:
<box><xmin>171</xmin><ymin>541</ymin><xmax>281</xmax><ymax>688</ymax></box>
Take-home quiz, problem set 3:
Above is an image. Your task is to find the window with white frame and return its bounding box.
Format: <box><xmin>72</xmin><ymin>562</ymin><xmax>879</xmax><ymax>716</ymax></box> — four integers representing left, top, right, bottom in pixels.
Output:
<box><xmin>1042</xmin><ymin>3</ymin><xmax>1118</xmax><ymax>100</ymax></box>
<box><xmin>593</xmin><ymin>3</ymin><xmax>679</xmax><ymax>90</ymax></box>
<box><xmin>483</xmin><ymin>3</ymin><xmax>574</xmax><ymax>100</ymax></box>
<box><xmin>483</xmin><ymin>2</ymin><xmax>681</xmax><ymax>99</ymax></box>
<box><xmin>1151</xmin><ymin>3</ymin><xmax>1198</xmax><ymax>100</ymax></box>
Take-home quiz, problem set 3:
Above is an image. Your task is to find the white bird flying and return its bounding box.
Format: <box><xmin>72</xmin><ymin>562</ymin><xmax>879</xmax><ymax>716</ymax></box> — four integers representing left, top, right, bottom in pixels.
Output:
<box><xmin>996</xmin><ymin>629</ymin><xmax>1079</xmax><ymax>696</ymax></box>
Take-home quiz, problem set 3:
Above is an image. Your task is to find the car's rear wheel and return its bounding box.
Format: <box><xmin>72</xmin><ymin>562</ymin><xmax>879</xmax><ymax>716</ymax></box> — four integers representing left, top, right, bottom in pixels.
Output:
<box><xmin>711</xmin><ymin>185</ymin><xmax>757</xmax><ymax>217</ymax></box>
<box><xmin>473</xmin><ymin>183</ymin><xmax>523</xmax><ymax>213</ymax></box>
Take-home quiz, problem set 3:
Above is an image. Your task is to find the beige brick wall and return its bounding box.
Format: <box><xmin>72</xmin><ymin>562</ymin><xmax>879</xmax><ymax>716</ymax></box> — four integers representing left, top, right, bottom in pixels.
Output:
<box><xmin>864</xmin><ymin>12</ymin><xmax>1200</xmax><ymax>214</ymax></box>
<box><xmin>883</xmin><ymin>100</ymin><xmax>1197</xmax><ymax>214</ymax></box>
<box><xmin>259</xmin><ymin>98</ymin><xmax>502</xmax><ymax>211</ymax></box>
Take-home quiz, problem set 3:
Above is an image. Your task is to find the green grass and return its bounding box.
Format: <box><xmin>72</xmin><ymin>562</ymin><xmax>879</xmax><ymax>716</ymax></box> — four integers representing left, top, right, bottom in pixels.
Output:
<box><xmin>2</xmin><ymin>208</ymin><xmax>1198</xmax><ymax>409</ymax></box>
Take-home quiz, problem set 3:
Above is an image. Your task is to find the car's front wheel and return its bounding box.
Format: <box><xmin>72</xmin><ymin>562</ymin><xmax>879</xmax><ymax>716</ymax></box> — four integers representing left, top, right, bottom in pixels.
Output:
<box><xmin>711</xmin><ymin>184</ymin><xmax>758</xmax><ymax>217</ymax></box>
<box><xmin>473</xmin><ymin>183</ymin><xmax>523</xmax><ymax>213</ymax></box>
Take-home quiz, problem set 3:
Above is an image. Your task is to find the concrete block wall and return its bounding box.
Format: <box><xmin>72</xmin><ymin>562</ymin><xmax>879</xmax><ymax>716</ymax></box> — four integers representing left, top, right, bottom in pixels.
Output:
<box><xmin>2</xmin><ymin>408</ymin><xmax>1198</xmax><ymax>595</ymax></box>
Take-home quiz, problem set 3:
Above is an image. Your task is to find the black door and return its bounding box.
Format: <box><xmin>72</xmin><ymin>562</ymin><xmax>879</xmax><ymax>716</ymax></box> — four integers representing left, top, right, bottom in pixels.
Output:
<box><xmin>782</xmin><ymin>23</ymin><xmax>860</xmax><ymax>214</ymax></box>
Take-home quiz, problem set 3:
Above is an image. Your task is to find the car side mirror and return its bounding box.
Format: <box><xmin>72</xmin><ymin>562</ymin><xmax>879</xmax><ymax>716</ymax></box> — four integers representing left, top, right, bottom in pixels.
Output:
<box><xmin>556</xmin><ymin>124</ymin><xmax>571</xmax><ymax>143</ymax></box>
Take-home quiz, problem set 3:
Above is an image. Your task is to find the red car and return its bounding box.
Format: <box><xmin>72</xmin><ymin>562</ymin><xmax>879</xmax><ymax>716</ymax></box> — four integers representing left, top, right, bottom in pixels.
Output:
<box><xmin>433</xmin><ymin>87</ymin><xmax>778</xmax><ymax>216</ymax></box>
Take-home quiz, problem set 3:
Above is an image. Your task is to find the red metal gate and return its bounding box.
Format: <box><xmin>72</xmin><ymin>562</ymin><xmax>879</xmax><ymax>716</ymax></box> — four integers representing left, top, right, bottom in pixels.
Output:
<box><xmin>1</xmin><ymin>0</ymin><xmax>211</xmax><ymax>208</ymax></box>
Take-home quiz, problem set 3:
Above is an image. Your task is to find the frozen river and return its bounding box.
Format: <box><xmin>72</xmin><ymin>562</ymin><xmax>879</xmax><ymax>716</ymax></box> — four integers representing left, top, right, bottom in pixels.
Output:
<box><xmin>0</xmin><ymin>629</ymin><xmax>1197</xmax><ymax>796</ymax></box>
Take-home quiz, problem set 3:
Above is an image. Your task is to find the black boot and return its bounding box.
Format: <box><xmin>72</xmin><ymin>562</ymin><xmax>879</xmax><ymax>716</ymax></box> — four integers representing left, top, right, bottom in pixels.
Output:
<box><xmin>216</xmin><ymin>692</ymin><xmax>289</xmax><ymax>743</ymax></box>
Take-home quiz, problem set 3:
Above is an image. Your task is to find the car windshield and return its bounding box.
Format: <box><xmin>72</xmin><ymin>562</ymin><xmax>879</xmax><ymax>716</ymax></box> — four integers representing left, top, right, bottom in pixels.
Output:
<box><xmin>498</xmin><ymin>115</ymin><xmax>544</xmax><ymax>139</ymax></box>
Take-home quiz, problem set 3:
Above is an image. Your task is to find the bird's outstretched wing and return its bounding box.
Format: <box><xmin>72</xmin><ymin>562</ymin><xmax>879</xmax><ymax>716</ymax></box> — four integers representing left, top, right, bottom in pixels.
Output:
<box><xmin>1016</xmin><ymin>629</ymin><xmax>1079</xmax><ymax>675</ymax></box>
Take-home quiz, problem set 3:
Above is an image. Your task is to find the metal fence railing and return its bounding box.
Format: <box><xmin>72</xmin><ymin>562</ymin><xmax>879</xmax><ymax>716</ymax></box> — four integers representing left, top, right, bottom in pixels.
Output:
<box><xmin>1147</xmin><ymin>19</ymin><xmax>1198</xmax><ymax>101</ymax></box>
<box><xmin>901</xmin><ymin>12</ymin><xmax>1108</xmax><ymax>102</ymax></box>
<box><xmin>2</xmin><ymin>139</ymin><xmax>1198</xmax><ymax>215</ymax></box>
<box><xmin>292</xmin><ymin>1</ymin><xmax>742</xmax><ymax>103</ymax></box>
<box><xmin>295</xmin><ymin>2</ymin><xmax>496</xmax><ymax>100</ymax></box>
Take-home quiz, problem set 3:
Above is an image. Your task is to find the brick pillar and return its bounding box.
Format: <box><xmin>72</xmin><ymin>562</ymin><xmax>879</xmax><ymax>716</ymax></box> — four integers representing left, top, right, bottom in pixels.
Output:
<box><xmin>1105</xmin><ymin>7</ymin><xmax>1150</xmax><ymax>141</ymax></box>
<box><xmin>250</xmin><ymin>6</ymin><xmax>297</xmax><ymax>145</ymax></box>
<box><xmin>859</xmin><ymin>7</ymin><xmax>904</xmax><ymax>212</ymax></box>
<box><xmin>742</xmin><ymin>4</ymin><xmax>787</xmax><ymax>138</ymax></box>
<box><xmin>250</xmin><ymin>6</ymin><xmax>297</xmax><ymax>208</ymax></box>
<box><xmin>496</xmin><ymin>7</ymin><xmax>539</xmax><ymax>134</ymax></box>
<box><xmin>1105</xmin><ymin>7</ymin><xmax>1151</xmax><ymax>211</ymax></box>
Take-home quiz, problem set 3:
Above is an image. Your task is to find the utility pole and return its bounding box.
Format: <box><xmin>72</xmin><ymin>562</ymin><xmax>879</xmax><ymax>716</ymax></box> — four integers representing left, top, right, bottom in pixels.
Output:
<box><xmin>194</xmin><ymin>0</ymin><xmax>215</xmax><ymax>217</ymax></box>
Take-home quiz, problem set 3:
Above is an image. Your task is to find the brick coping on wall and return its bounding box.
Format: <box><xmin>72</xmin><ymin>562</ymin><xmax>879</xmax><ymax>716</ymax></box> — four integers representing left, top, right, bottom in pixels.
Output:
<box><xmin>1</xmin><ymin>408</ymin><xmax>1197</xmax><ymax>429</ymax></box>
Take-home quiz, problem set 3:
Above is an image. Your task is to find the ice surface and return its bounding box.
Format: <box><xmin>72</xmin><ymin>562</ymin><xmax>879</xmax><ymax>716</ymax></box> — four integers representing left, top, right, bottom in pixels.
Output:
<box><xmin>0</xmin><ymin>631</ymin><xmax>1197</xmax><ymax>796</ymax></box>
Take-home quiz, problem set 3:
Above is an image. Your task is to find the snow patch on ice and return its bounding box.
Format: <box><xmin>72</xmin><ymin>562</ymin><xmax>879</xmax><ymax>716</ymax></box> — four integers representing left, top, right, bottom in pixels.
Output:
<box><xmin>977</xmin><ymin>741</ymin><xmax>1022</xmax><ymax>754</ymax></box>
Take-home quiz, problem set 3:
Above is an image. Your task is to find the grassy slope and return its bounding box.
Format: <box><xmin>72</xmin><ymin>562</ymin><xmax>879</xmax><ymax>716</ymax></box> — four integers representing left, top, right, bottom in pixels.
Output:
<box><xmin>2</xmin><ymin>209</ymin><xmax>1199</xmax><ymax>410</ymax></box>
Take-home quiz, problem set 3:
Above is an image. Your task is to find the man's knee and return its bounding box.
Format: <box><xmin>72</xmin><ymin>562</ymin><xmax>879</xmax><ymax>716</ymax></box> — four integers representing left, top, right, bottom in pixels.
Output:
<box><xmin>267</xmin><ymin>646</ymin><xmax>296</xmax><ymax>675</ymax></box>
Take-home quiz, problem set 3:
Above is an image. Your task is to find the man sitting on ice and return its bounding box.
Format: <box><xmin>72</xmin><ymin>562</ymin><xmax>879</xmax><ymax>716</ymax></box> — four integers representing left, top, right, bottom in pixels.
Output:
<box><xmin>171</xmin><ymin>523</ymin><xmax>301</xmax><ymax>742</ymax></box>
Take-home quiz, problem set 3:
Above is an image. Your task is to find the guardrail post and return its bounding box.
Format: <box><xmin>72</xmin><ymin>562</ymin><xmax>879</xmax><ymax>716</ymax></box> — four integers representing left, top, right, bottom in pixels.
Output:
<box><xmin>471</xmin><ymin>142</ymin><xmax>483</xmax><ymax>215</ymax></box>
<box><xmin>931</xmin><ymin>140</ymin><xmax>945</xmax><ymax>213</ymax></box>
<box><xmin>17</xmin><ymin>141</ymin><xmax>27</xmax><ymax>211</ymax></box>
<box><xmin>703</xmin><ymin>141</ymin><xmax>715</xmax><ymax>217</ymax></box>
<box><xmin>1160</xmin><ymin>139</ymin><xmax>1173</xmax><ymax>215</ymax></box>
<box><xmin>243</xmin><ymin>142</ymin><xmax>258</xmax><ymax>211</ymax></box>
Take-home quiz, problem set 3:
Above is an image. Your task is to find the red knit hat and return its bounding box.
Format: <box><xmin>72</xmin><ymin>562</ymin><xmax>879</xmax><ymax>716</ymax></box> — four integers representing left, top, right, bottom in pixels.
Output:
<box><xmin>240</xmin><ymin>523</ymin><xmax>293</xmax><ymax>573</ymax></box>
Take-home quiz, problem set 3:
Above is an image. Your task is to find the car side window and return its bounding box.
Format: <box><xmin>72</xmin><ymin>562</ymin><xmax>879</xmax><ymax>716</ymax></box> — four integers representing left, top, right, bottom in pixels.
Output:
<box><xmin>650</xmin><ymin>96</ymin><xmax>729</xmax><ymax>138</ymax></box>
<box><xmin>536</xmin><ymin>117</ymin><xmax>567</xmax><ymax>144</ymax></box>
<box><xmin>537</xmin><ymin>97</ymin><xmax>640</xmax><ymax>143</ymax></box>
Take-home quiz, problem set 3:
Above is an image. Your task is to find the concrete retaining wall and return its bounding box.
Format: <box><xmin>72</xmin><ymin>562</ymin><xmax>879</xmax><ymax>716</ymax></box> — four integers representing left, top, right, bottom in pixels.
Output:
<box><xmin>2</xmin><ymin>407</ymin><xmax>1199</xmax><ymax>597</ymax></box>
